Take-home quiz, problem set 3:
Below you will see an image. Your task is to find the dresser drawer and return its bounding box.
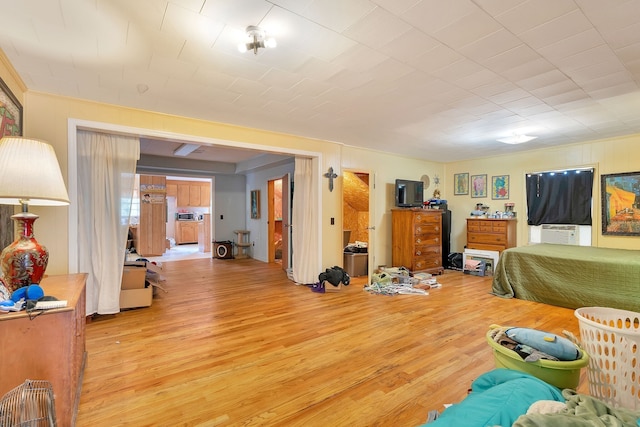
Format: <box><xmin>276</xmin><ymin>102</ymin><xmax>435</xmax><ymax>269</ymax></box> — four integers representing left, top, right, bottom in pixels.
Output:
<box><xmin>414</xmin><ymin>213</ymin><xmax>440</xmax><ymax>225</ymax></box>
<box><xmin>468</xmin><ymin>233</ymin><xmax>506</xmax><ymax>245</ymax></box>
<box><xmin>415</xmin><ymin>223</ymin><xmax>440</xmax><ymax>235</ymax></box>
<box><xmin>414</xmin><ymin>256</ymin><xmax>442</xmax><ymax>271</ymax></box>
<box><xmin>414</xmin><ymin>245</ymin><xmax>441</xmax><ymax>257</ymax></box>
<box><xmin>414</xmin><ymin>233</ymin><xmax>440</xmax><ymax>246</ymax></box>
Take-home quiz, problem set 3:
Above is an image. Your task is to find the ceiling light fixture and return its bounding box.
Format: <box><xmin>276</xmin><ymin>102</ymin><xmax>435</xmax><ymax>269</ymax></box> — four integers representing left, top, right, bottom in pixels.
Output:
<box><xmin>173</xmin><ymin>143</ymin><xmax>200</xmax><ymax>157</ymax></box>
<box><xmin>238</xmin><ymin>25</ymin><xmax>276</xmax><ymax>55</ymax></box>
<box><xmin>497</xmin><ymin>134</ymin><xmax>538</xmax><ymax>145</ymax></box>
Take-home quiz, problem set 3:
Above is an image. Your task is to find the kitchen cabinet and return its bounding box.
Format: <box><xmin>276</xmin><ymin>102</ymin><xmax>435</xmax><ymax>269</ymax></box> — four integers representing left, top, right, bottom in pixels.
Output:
<box><xmin>170</xmin><ymin>180</ymin><xmax>211</xmax><ymax>207</ymax></box>
<box><xmin>166</xmin><ymin>183</ymin><xmax>177</xmax><ymax>197</ymax></box>
<box><xmin>198</xmin><ymin>213</ymin><xmax>211</xmax><ymax>253</ymax></box>
<box><xmin>138</xmin><ymin>175</ymin><xmax>167</xmax><ymax>256</ymax></box>
<box><xmin>176</xmin><ymin>221</ymin><xmax>199</xmax><ymax>244</ymax></box>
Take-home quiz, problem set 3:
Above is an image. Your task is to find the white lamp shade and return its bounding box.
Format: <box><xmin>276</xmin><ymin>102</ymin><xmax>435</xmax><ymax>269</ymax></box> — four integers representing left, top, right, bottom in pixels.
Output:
<box><xmin>0</xmin><ymin>137</ymin><xmax>70</xmax><ymax>206</ymax></box>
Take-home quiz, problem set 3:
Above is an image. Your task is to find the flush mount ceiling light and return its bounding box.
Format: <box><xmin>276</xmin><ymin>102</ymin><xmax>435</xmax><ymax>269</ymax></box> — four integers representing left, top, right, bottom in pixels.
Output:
<box><xmin>173</xmin><ymin>143</ymin><xmax>200</xmax><ymax>156</ymax></box>
<box><xmin>497</xmin><ymin>134</ymin><xmax>538</xmax><ymax>145</ymax></box>
<box><xmin>238</xmin><ymin>25</ymin><xmax>277</xmax><ymax>55</ymax></box>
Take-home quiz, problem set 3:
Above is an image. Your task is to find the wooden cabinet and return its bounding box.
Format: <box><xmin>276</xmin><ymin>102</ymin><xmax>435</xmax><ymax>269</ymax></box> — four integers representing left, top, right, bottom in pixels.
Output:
<box><xmin>166</xmin><ymin>182</ymin><xmax>177</xmax><ymax>197</ymax></box>
<box><xmin>200</xmin><ymin>184</ymin><xmax>211</xmax><ymax>207</ymax></box>
<box><xmin>138</xmin><ymin>175</ymin><xmax>167</xmax><ymax>257</ymax></box>
<box><xmin>171</xmin><ymin>180</ymin><xmax>210</xmax><ymax>207</ymax></box>
<box><xmin>466</xmin><ymin>218</ymin><xmax>517</xmax><ymax>252</ymax></box>
<box><xmin>0</xmin><ymin>274</ymin><xmax>87</xmax><ymax>427</ymax></box>
<box><xmin>177</xmin><ymin>183</ymin><xmax>191</xmax><ymax>207</ymax></box>
<box><xmin>198</xmin><ymin>213</ymin><xmax>211</xmax><ymax>253</ymax></box>
<box><xmin>176</xmin><ymin>221</ymin><xmax>198</xmax><ymax>244</ymax></box>
<box><xmin>391</xmin><ymin>208</ymin><xmax>443</xmax><ymax>274</ymax></box>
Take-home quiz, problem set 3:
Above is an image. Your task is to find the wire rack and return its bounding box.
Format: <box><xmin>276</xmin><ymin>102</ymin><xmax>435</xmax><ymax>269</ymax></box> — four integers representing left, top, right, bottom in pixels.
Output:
<box><xmin>0</xmin><ymin>379</ymin><xmax>57</xmax><ymax>427</ymax></box>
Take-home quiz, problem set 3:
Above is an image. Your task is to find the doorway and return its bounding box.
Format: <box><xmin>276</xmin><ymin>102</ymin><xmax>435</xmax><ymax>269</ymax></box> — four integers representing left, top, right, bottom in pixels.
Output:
<box><xmin>342</xmin><ymin>170</ymin><xmax>373</xmax><ymax>278</ymax></box>
<box><xmin>268</xmin><ymin>173</ymin><xmax>291</xmax><ymax>271</ymax></box>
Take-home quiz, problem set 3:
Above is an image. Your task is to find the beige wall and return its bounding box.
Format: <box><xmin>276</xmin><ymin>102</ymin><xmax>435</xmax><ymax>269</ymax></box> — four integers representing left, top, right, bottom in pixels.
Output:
<box><xmin>444</xmin><ymin>134</ymin><xmax>640</xmax><ymax>253</ymax></box>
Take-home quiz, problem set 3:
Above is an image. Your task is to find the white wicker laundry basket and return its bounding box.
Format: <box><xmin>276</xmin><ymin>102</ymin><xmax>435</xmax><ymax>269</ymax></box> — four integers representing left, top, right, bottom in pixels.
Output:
<box><xmin>574</xmin><ymin>307</ymin><xmax>640</xmax><ymax>410</ymax></box>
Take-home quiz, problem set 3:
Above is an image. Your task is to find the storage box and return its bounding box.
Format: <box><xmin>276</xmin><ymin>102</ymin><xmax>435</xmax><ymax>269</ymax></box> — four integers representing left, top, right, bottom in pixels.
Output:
<box><xmin>121</xmin><ymin>264</ymin><xmax>147</xmax><ymax>289</ymax></box>
<box><xmin>323</xmin><ymin>281</ymin><xmax>342</xmax><ymax>292</ymax></box>
<box><xmin>343</xmin><ymin>252</ymin><xmax>368</xmax><ymax>277</ymax></box>
<box><xmin>120</xmin><ymin>287</ymin><xmax>153</xmax><ymax>309</ymax></box>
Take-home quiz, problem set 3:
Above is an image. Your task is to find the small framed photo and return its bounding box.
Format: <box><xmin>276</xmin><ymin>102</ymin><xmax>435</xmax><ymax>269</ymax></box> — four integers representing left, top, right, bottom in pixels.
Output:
<box><xmin>454</xmin><ymin>173</ymin><xmax>469</xmax><ymax>195</ymax></box>
<box><xmin>250</xmin><ymin>189</ymin><xmax>260</xmax><ymax>219</ymax></box>
<box><xmin>491</xmin><ymin>175</ymin><xmax>510</xmax><ymax>199</ymax></box>
<box><xmin>471</xmin><ymin>174</ymin><xmax>487</xmax><ymax>198</ymax></box>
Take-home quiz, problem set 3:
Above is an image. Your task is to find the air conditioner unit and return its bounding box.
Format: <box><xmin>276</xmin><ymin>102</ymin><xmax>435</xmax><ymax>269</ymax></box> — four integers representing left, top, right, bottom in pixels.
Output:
<box><xmin>540</xmin><ymin>224</ymin><xmax>578</xmax><ymax>245</ymax></box>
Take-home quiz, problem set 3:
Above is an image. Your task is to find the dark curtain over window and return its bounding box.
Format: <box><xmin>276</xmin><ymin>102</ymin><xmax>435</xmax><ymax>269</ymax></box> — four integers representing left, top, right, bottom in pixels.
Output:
<box><xmin>526</xmin><ymin>169</ymin><xmax>593</xmax><ymax>226</ymax></box>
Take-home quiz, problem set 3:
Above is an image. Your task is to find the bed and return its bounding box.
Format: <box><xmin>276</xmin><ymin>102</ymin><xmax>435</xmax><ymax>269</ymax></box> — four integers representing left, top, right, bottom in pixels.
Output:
<box><xmin>491</xmin><ymin>244</ymin><xmax>640</xmax><ymax>311</ymax></box>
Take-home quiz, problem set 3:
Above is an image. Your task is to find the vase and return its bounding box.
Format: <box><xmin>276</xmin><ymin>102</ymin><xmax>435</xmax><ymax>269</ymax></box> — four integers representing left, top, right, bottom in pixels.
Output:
<box><xmin>0</xmin><ymin>212</ymin><xmax>49</xmax><ymax>293</ymax></box>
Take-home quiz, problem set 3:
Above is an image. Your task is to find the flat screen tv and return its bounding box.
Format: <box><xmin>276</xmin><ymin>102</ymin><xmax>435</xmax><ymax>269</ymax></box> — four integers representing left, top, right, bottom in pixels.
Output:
<box><xmin>395</xmin><ymin>179</ymin><xmax>424</xmax><ymax>208</ymax></box>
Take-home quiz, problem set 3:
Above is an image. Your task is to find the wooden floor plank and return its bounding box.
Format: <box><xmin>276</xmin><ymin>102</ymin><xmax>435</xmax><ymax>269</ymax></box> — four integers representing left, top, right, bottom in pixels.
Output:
<box><xmin>76</xmin><ymin>258</ymin><xmax>588</xmax><ymax>426</ymax></box>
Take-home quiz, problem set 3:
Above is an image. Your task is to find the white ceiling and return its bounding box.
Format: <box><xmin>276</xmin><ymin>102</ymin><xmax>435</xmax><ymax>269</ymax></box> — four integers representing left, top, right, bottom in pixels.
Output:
<box><xmin>2</xmin><ymin>0</ymin><xmax>640</xmax><ymax>163</ymax></box>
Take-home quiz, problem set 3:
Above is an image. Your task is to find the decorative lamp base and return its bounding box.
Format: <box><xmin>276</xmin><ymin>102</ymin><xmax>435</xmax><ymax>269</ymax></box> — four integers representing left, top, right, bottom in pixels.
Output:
<box><xmin>0</xmin><ymin>212</ymin><xmax>49</xmax><ymax>293</ymax></box>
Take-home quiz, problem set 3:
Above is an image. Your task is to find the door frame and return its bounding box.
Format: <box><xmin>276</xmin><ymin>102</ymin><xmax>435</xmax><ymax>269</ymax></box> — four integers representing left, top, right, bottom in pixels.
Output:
<box><xmin>342</xmin><ymin>168</ymin><xmax>375</xmax><ymax>279</ymax></box>
<box><xmin>67</xmin><ymin>118</ymin><xmax>323</xmax><ymax>274</ymax></box>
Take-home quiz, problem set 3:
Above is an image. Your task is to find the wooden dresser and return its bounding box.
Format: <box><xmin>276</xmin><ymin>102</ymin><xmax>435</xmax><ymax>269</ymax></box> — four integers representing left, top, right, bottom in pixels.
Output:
<box><xmin>0</xmin><ymin>273</ymin><xmax>87</xmax><ymax>426</ymax></box>
<box><xmin>466</xmin><ymin>218</ymin><xmax>517</xmax><ymax>252</ymax></box>
<box><xmin>392</xmin><ymin>208</ymin><xmax>443</xmax><ymax>274</ymax></box>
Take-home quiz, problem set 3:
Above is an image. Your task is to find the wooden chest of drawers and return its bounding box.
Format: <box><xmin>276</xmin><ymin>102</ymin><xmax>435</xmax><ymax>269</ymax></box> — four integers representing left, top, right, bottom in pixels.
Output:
<box><xmin>466</xmin><ymin>218</ymin><xmax>517</xmax><ymax>252</ymax></box>
<box><xmin>392</xmin><ymin>209</ymin><xmax>443</xmax><ymax>274</ymax></box>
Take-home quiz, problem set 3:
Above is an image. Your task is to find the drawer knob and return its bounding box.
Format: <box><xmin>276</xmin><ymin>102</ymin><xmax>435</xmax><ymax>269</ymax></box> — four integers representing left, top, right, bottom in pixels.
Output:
<box><xmin>416</xmin><ymin>250</ymin><xmax>422</xmax><ymax>255</ymax></box>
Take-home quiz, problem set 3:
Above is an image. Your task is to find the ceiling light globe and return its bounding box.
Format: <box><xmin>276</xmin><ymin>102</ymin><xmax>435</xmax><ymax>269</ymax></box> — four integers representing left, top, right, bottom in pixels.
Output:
<box><xmin>238</xmin><ymin>43</ymin><xmax>248</xmax><ymax>53</ymax></box>
<box><xmin>264</xmin><ymin>38</ymin><xmax>277</xmax><ymax>49</ymax></box>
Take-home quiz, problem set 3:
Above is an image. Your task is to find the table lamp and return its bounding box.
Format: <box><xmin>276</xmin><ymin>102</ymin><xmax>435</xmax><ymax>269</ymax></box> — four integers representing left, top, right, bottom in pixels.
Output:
<box><xmin>0</xmin><ymin>137</ymin><xmax>70</xmax><ymax>293</ymax></box>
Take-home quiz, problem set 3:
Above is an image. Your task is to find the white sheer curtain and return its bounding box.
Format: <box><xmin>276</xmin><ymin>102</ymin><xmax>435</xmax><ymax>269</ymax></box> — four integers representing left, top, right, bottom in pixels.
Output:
<box><xmin>291</xmin><ymin>157</ymin><xmax>320</xmax><ymax>284</ymax></box>
<box><xmin>77</xmin><ymin>130</ymin><xmax>140</xmax><ymax>315</ymax></box>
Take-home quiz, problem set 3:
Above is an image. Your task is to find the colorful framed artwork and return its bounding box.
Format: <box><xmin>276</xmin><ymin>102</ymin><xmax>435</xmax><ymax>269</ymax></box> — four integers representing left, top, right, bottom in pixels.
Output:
<box><xmin>471</xmin><ymin>174</ymin><xmax>487</xmax><ymax>198</ymax></box>
<box><xmin>0</xmin><ymin>77</ymin><xmax>22</xmax><ymax>250</ymax></box>
<box><xmin>601</xmin><ymin>171</ymin><xmax>640</xmax><ymax>236</ymax></box>
<box><xmin>454</xmin><ymin>173</ymin><xmax>469</xmax><ymax>195</ymax></box>
<box><xmin>0</xmin><ymin>77</ymin><xmax>22</xmax><ymax>137</ymax></box>
<box><xmin>491</xmin><ymin>175</ymin><xmax>510</xmax><ymax>199</ymax></box>
<box><xmin>250</xmin><ymin>189</ymin><xmax>260</xmax><ymax>219</ymax></box>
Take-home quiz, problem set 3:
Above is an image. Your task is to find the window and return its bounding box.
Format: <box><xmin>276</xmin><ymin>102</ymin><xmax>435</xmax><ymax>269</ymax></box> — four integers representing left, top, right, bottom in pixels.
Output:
<box><xmin>526</xmin><ymin>169</ymin><xmax>594</xmax><ymax>226</ymax></box>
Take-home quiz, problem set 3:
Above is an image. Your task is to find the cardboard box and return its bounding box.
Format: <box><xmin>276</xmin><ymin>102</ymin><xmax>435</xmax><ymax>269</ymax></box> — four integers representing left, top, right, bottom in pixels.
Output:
<box><xmin>323</xmin><ymin>281</ymin><xmax>342</xmax><ymax>292</ymax></box>
<box><xmin>121</xmin><ymin>265</ymin><xmax>147</xmax><ymax>289</ymax></box>
<box><xmin>120</xmin><ymin>287</ymin><xmax>153</xmax><ymax>309</ymax></box>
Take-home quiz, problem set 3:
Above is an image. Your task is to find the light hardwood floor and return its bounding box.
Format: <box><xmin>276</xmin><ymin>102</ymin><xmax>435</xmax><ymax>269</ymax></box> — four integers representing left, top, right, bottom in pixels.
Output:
<box><xmin>76</xmin><ymin>258</ymin><xmax>588</xmax><ymax>427</ymax></box>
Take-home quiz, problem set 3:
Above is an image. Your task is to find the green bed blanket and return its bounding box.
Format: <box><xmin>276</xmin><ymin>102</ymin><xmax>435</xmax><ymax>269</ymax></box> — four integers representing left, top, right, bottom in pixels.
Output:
<box><xmin>491</xmin><ymin>244</ymin><xmax>640</xmax><ymax>311</ymax></box>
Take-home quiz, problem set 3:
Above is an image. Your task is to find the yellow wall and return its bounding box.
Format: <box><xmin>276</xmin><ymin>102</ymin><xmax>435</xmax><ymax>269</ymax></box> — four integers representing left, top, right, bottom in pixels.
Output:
<box><xmin>5</xmin><ymin>51</ymin><xmax>640</xmax><ymax>277</ymax></box>
<box><xmin>342</xmin><ymin>146</ymin><xmax>445</xmax><ymax>270</ymax></box>
<box><xmin>444</xmin><ymin>133</ymin><xmax>640</xmax><ymax>253</ymax></box>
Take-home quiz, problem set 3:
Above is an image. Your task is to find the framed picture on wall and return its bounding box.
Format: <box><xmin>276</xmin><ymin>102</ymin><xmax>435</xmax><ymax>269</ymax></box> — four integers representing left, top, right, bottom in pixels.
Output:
<box><xmin>0</xmin><ymin>77</ymin><xmax>22</xmax><ymax>250</ymax></box>
<box><xmin>601</xmin><ymin>171</ymin><xmax>640</xmax><ymax>236</ymax></box>
<box><xmin>471</xmin><ymin>174</ymin><xmax>487</xmax><ymax>198</ymax></box>
<box><xmin>491</xmin><ymin>175</ymin><xmax>510</xmax><ymax>199</ymax></box>
<box><xmin>250</xmin><ymin>189</ymin><xmax>260</xmax><ymax>219</ymax></box>
<box><xmin>454</xmin><ymin>173</ymin><xmax>469</xmax><ymax>195</ymax></box>
<box><xmin>0</xmin><ymin>77</ymin><xmax>22</xmax><ymax>136</ymax></box>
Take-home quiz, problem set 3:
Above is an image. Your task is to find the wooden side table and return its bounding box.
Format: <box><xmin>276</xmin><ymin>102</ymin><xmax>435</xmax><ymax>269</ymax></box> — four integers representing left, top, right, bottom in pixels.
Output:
<box><xmin>0</xmin><ymin>273</ymin><xmax>87</xmax><ymax>426</ymax></box>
